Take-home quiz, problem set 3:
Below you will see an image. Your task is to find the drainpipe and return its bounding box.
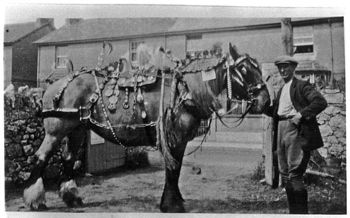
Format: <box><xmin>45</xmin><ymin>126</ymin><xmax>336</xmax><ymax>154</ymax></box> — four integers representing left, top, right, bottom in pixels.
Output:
<box><xmin>281</xmin><ymin>18</ymin><xmax>293</xmax><ymax>56</ymax></box>
<box><xmin>329</xmin><ymin>18</ymin><xmax>335</xmax><ymax>88</ymax></box>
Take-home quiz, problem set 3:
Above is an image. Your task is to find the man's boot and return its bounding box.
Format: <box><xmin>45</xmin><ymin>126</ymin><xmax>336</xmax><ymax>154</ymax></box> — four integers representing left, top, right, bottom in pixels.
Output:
<box><xmin>285</xmin><ymin>187</ymin><xmax>296</xmax><ymax>213</ymax></box>
<box><xmin>293</xmin><ymin>189</ymin><xmax>308</xmax><ymax>214</ymax></box>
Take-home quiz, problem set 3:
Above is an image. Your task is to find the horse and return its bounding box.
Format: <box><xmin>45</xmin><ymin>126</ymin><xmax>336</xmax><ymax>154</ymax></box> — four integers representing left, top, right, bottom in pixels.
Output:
<box><xmin>23</xmin><ymin>43</ymin><xmax>270</xmax><ymax>212</ymax></box>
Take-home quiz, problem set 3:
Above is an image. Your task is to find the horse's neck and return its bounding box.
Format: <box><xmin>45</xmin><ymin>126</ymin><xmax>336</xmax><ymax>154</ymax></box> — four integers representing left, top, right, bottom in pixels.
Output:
<box><xmin>182</xmin><ymin>73</ymin><xmax>218</xmax><ymax>119</ymax></box>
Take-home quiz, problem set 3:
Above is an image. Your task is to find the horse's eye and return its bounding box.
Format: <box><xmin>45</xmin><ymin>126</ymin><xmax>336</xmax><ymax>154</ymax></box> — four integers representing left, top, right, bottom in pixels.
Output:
<box><xmin>240</xmin><ymin>66</ymin><xmax>247</xmax><ymax>75</ymax></box>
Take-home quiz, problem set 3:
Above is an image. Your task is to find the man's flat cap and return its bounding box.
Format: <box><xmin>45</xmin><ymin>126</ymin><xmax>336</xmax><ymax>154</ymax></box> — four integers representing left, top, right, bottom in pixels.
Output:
<box><xmin>274</xmin><ymin>55</ymin><xmax>298</xmax><ymax>66</ymax></box>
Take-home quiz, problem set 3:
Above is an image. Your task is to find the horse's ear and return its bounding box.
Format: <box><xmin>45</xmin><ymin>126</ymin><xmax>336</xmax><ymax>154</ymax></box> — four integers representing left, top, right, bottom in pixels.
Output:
<box><xmin>65</xmin><ymin>59</ymin><xmax>74</xmax><ymax>73</ymax></box>
<box><xmin>158</xmin><ymin>46</ymin><xmax>165</xmax><ymax>53</ymax></box>
<box><xmin>229</xmin><ymin>43</ymin><xmax>239</xmax><ymax>61</ymax></box>
<box><xmin>103</xmin><ymin>41</ymin><xmax>113</xmax><ymax>55</ymax></box>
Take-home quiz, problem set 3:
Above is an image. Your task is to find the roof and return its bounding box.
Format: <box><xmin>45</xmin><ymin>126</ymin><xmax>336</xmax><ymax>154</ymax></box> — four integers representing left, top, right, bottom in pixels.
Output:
<box><xmin>4</xmin><ymin>21</ymin><xmax>53</xmax><ymax>45</ymax></box>
<box><xmin>36</xmin><ymin>18</ymin><xmax>177</xmax><ymax>45</ymax></box>
<box><xmin>168</xmin><ymin>18</ymin><xmax>280</xmax><ymax>32</ymax></box>
<box><xmin>35</xmin><ymin>17</ymin><xmax>343</xmax><ymax>45</ymax></box>
<box><xmin>4</xmin><ymin>22</ymin><xmax>39</xmax><ymax>44</ymax></box>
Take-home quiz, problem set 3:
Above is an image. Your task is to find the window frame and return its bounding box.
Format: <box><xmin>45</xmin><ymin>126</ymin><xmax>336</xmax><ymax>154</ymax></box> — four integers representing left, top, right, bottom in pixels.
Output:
<box><xmin>129</xmin><ymin>40</ymin><xmax>145</xmax><ymax>66</ymax></box>
<box><xmin>55</xmin><ymin>45</ymin><xmax>69</xmax><ymax>69</ymax></box>
<box><xmin>293</xmin><ymin>34</ymin><xmax>315</xmax><ymax>59</ymax></box>
<box><xmin>186</xmin><ymin>33</ymin><xmax>203</xmax><ymax>56</ymax></box>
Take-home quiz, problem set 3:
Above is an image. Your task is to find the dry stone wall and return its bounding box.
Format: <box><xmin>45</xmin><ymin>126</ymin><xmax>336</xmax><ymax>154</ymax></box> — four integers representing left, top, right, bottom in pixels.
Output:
<box><xmin>317</xmin><ymin>89</ymin><xmax>346</xmax><ymax>174</ymax></box>
<box><xmin>4</xmin><ymin>93</ymin><xmax>64</xmax><ymax>185</ymax></box>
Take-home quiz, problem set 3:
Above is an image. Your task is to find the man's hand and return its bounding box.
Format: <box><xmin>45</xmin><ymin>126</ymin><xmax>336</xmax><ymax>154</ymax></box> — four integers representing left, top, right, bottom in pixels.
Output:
<box><xmin>291</xmin><ymin>112</ymin><xmax>302</xmax><ymax>125</ymax></box>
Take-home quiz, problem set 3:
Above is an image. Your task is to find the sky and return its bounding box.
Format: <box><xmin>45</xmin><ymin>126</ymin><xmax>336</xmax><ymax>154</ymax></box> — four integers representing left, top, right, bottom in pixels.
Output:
<box><xmin>2</xmin><ymin>1</ymin><xmax>347</xmax><ymax>29</ymax></box>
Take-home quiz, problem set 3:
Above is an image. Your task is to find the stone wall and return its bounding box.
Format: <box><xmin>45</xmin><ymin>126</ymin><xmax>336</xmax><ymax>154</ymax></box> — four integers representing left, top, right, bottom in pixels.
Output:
<box><xmin>317</xmin><ymin>89</ymin><xmax>346</xmax><ymax>174</ymax></box>
<box><xmin>4</xmin><ymin>92</ymin><xmax>64</xmax><ymax>185</ymax></box>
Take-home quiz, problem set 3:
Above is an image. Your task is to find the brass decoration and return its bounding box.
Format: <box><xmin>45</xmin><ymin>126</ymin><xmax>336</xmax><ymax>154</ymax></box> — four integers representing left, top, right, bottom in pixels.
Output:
<box><xmin>89</xmin><ymin>93</ymin><xmax>99</xmax><ymax>104</ymax></box>
<box><xmin>104</xmin><ymin>88</ymin><xmax>114</xmax><ymax>97</ymax></box>
<box><xmin>109</xmin><ymin>95</ymin><xmax>118</xmax><ymax>104</ymax></box>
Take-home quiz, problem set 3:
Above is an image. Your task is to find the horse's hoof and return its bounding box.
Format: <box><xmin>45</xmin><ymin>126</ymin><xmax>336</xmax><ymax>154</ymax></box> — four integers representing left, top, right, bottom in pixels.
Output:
<box><xmin>37</xmin><ymin>203</ymin><xmax>48</xmax><ymax>211</ymax></box>
<box><xmin>75</xmin><ymin>197</ymin><xmax>84</xmax><ymax>207</ymax></box>
<box><xmin>24</xmin><ymin>178</ymin><xmax>46</xmax><ymax>211</ymax></box>
<box><xmin>30</xmin><ymin>203</ymin><xmax>48</xmax><ymax>211</ymax></box>
<box><xmin>160</xmin><ymin>203</ymin><xmax>185</xmax><ymax>213</ymax></box>
<box><xmin>62</xmin><ymin>192</ymin><xmax>83</xmax><ymax>208</ymax></box>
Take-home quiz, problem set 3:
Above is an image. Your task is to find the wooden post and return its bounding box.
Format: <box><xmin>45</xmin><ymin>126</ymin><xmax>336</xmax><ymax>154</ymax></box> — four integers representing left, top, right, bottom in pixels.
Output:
<box><xmin>281</xmin><ymin>18</ymin><xmax>293</xmax><ymax>56</ymax></box>
<box><xmin>264</xmin><ymin>18</ymin><xmax>294</xmax><ymax>187</ymax></box>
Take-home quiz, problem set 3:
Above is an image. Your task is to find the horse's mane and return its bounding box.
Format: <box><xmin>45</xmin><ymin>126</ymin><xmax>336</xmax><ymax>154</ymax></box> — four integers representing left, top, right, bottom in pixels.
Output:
<box><xmin>136</xmin><ymin>44</ymin><xmax>153</xmax><ymax>67</ymax></box>
<box><xmin>136</xmin><ymin>44</ymin><xmax>175</xmax><ymax>70</ymax></box>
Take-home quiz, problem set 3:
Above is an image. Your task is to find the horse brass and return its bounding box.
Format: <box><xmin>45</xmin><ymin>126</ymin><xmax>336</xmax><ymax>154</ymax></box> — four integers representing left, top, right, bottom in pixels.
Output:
<box><xmin>109</xmin><ymin>95</ymin><xmax>118</xmax><ymax>104</ymax></box>
<box><xmin>105</xmin><ymin>89</ymin><xmax>114</xmax><ymax>97</ymax></box>
<box><xmin>99</xmin><ymin>83</ymin><xmax>105</xmax><ymax>90</ymax></box>
<box><xmin>107</xmin><ymin>103</ymin><xmax>116</xmax><ymax>112</ymax></box>
<box><xmin>137</xmin><ymin>75</ymin><xmax>143</xmax><ymax>82</ymax></box>
<box><xmin>109</xmin><ymin>78</ymin><xmax>117</xmax><ymax>85</ymax></box>
<box><xmin>89</xmin><ymin>93</ymin><xmax>99</xmax><ymax>103</ymax></box>
<box><xmin>114</xmin><ymin>86</ymin><xmax>120</xmax><ymax>96</ymax></box>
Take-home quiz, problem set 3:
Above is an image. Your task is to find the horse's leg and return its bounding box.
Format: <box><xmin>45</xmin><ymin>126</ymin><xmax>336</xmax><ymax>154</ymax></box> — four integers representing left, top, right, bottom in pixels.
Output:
<box><xmin>23</xmin><ymin>118</ymin><xmax>79</xmax><ymax>210</ymax></box>
<box><xmin>59</xmin><ymin>127</ymin><xmax>86</xmax><ymax>207</ymax></box>
<box><xmin>160</xmin><ymin>143</ymin><xmax>186</xmax><ymax>213</ymax></box>
<box><xmin>160</xmin><ymin>112</ymin><xmax>200</xmax><ymax>213</ymax></box>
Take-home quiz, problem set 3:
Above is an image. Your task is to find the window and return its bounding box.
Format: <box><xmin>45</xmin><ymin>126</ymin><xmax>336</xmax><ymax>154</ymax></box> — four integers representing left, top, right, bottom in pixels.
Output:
<box><xmin>186</xmin><ymin>34</ymin><xmax>203</xmax><ymax>58</ymax></box>
<box><xmin>55</xmin><ymin>46</ymin><xmax>68</xmax><ymax>68</ymax></box>
<box><xmin>294</xmin><ymin>35</ymin><xmax>314</xmax><ymax>54</ymax></box>
<box><xmin>130</xmin><ymin>41</ymin><xmax>144</xmax><ymax>65</ymax></box>
<box><xmin>293</xmin><ymin>26</ymin><xmax>314</xmax><ymax>57</ymax></box>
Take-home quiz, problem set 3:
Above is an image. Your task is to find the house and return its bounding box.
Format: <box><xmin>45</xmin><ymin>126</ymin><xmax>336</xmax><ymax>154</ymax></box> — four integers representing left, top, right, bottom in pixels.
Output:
<box><xmin>4</xmin><ymin>18</ymin><xmax>56</xmax><ymax>87</ymax></box>
<box><xmin>35</xmin><ymin>17</ymin><xmax>344</xmax><ymax>88</ymax></box>
<box><xmin>33</xmin><ymin>17</ymin><xmax>345</xmax><ymax>172</ymax></box>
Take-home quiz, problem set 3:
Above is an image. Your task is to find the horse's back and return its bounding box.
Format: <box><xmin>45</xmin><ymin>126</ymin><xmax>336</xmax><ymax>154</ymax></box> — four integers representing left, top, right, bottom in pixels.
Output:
<box><xmin>42</xmin><ymin>73</ymin><xmax>95</xmax><ymax>110</ymax></box>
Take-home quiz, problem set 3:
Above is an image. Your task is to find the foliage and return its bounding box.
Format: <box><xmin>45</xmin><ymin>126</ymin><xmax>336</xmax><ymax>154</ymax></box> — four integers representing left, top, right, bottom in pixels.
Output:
<box><xmin>251</xmin><ymin>159</ymin><xmax>265</xmax><ymax>181</ymax></box>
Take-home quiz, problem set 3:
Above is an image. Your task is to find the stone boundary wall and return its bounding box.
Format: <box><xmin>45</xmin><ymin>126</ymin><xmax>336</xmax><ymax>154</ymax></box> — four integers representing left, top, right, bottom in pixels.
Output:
<box><xmin>4</xmin><ymin>92</ymin><xmax>64</xmax><ymax>185</ymax></box>
<box><xmin>316</xmin><ymin>89</ymin><xmax>346</xmax><ymax>175</ymax></box>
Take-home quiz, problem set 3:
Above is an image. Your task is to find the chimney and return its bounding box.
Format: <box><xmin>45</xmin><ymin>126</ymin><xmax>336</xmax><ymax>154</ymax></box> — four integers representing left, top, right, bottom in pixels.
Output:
<box><xmin>65</xmin><ymin>18</ymin><xmax>83</xmax><ymax>26</ymax></box>
<box><xmin>36</xmin><ymin>18</ymin><xmax>54</xmax><ymax>28</ymax></box>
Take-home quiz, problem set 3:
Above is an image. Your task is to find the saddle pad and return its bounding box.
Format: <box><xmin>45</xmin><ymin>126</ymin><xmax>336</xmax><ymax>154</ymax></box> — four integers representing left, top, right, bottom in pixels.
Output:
<box><xmin>117</xmin><ymin>66</ymin><xmax>158</xmax><ymax>88</ymax></box>
<box><xmin>117</xmin><ymin>75</ymin><xmax>157</xmax><ymax>88</ymax></box>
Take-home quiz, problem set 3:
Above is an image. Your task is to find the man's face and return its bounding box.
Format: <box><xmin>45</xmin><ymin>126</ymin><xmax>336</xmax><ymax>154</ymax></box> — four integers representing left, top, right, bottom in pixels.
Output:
<box><xmin>277</xmin><ymin>63</ymin><xmax>296</xmax><ymax>83</ymax></box>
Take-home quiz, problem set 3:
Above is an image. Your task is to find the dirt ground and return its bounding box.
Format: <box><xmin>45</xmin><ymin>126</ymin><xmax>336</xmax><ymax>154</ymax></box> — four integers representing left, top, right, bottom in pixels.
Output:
<box><xmin>5</xmin><ymin>147</ymin><xmax>346</xmax><ymax>214</ymax></box>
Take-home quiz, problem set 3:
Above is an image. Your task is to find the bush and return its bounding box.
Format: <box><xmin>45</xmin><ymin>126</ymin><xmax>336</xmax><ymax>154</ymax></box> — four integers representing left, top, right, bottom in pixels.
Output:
<box><xmin>251</xmin><ymin>159</ymin><xmax>265</xmax><ymax>181</ymax></box>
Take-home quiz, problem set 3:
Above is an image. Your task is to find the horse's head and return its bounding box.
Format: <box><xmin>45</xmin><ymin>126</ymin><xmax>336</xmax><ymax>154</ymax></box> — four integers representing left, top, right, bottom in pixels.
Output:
<box><xmin>227</xmin><ymin>43</ymin><xmax>270</xmax><ymax>114</ymax></box>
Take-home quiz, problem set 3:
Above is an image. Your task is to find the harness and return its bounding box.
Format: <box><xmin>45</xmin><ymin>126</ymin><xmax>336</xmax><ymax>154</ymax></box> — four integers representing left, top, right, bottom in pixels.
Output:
<box><xmin>229</xmin><ymin>54</ymin><xmax>266</xmax><ymax>102</ymax></box>
<box><xmin>42</xmin><ymin>64</ymin><xmax>161</xmax><ymax>150</ymax></box>
<box><xmin>41</xmin><ymin>52</ymin><xmax>266</xmax><ymax>168</ymax></box>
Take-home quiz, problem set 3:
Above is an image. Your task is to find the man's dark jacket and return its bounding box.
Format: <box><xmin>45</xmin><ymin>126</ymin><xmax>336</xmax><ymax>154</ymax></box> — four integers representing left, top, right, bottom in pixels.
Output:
<box><xmin>265</xmin><ymin>77</ymin><xmax>328</xmax><ymax>151</ymax></box>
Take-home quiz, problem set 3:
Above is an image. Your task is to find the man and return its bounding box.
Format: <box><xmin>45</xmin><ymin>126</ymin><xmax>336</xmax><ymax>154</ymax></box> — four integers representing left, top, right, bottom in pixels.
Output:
<box><xmin>264</xmin><ymin>55</ymin><xmax>327</xmax><ymax>214</ymax></box>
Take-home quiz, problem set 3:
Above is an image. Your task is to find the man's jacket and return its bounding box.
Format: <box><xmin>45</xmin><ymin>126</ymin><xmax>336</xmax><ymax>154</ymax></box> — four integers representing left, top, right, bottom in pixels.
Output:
<box><xmin>265</xmin><ymin>77</ymin><xmax>328</xmax><ymax>151</ymax></box>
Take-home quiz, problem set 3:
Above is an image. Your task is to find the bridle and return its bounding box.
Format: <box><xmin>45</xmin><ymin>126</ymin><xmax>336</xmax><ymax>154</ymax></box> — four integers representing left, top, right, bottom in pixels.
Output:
<box><xmin>226</xmin><ymin>54</ymin><xmax>266</xmax><ymax>106</ymax></box>
<box><xmin>214</xmin><ymin>54</ymin><xmax>266</xmax><ymax>125</ymax></box>
<box><xmin>186</xmin><ymin>54</ymin><xmax>267</xmax><ymax>155</ymax></box>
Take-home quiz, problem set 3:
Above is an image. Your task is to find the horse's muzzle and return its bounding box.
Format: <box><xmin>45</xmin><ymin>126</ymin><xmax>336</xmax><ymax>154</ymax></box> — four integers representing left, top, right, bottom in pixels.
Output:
<box><xmin>217</xmin><ymin>108</ymin><xmax>226</xmax><ymax>117</ymax></box>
